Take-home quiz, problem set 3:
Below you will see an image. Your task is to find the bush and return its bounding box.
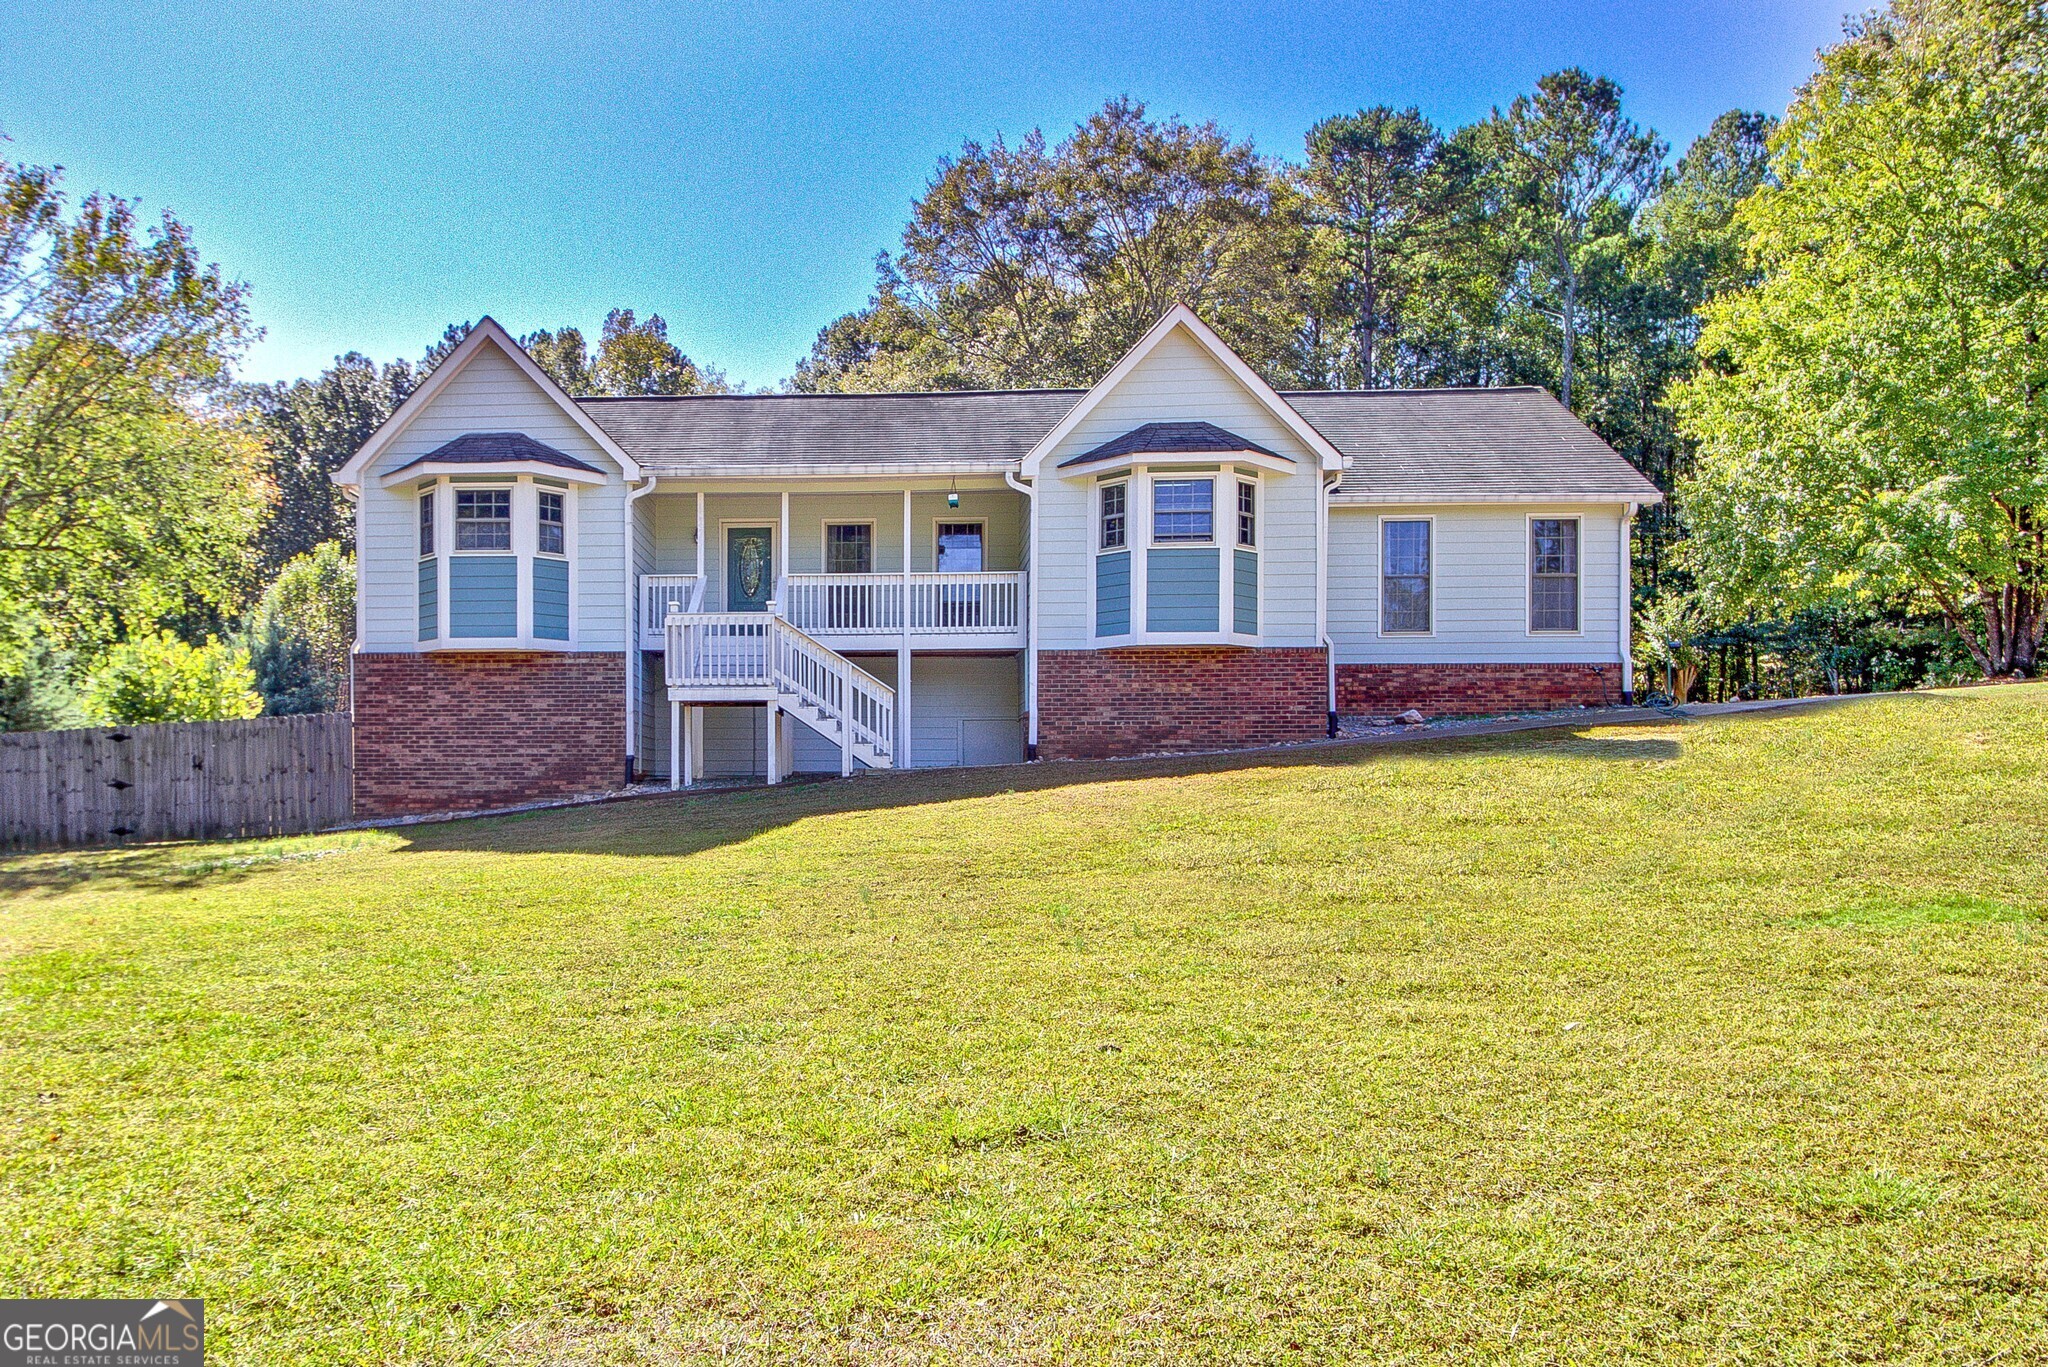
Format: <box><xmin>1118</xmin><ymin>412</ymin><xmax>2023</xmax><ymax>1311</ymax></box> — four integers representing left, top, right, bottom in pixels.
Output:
<box><xmin>81</xmin><ymin>634</ymin><xmax>264</xmax><ymax>725</ymax></box>
<box><xmin>245</xmin><ymin>542</ymin><xmax>354</xmax><ymax>714</ymax></box>
<box><xmin>0</xmin><ymin>647</ymin><xmax>84</xmax><ymax>732</ymax></box>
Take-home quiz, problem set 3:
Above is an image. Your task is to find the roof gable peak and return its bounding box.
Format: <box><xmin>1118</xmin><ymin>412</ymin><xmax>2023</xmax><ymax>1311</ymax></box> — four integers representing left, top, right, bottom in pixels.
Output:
<box><xmin>332</xmin><ymin>317</ymin><xmax>641</xmax><ymax>487</ymax></box>
<box><xmin>1020</xmin><ymin>305</ymin><xmax>1346</xmax><ymax>478</ymax></box>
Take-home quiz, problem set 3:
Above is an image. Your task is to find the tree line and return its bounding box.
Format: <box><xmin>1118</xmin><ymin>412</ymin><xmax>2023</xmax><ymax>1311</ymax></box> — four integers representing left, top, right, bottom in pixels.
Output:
<box><xmin>0</xmin><ymin>0</ymin><xmax>2038</xmax><ymax>728</ymax></box>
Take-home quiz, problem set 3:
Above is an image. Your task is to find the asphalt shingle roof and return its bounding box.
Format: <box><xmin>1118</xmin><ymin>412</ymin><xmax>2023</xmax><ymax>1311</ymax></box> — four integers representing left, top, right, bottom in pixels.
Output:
<box><xmin>390</xmin><ymin>431</ymin><xmax>601</xmax><ymax>476</ymax></box>
<box><xmin>579</xmin><ymin>391</ymin><xmax>1084</xmax><ymax>475</ymax></box>
<box><xmin>1285</xmin><ymin>387</ymin><xmax>1663</xmax><ymax>503</ymax></box>
<box><xmin>574</xmin><ymin>385</ymin><xmax>1660</xmax><ymax>503</ymax></box>
<box><xmin>1059</xmin><ymin>420</ymin><xmax>1286</xmax><ymax>468</ymax></box>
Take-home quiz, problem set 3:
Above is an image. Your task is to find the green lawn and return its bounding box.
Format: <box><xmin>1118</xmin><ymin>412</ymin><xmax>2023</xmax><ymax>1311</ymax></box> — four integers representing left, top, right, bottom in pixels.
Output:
<box><xmin>3</xmin><ymin>688</ymin><xmax>2046</xmax><ymax>1364</ymax></box>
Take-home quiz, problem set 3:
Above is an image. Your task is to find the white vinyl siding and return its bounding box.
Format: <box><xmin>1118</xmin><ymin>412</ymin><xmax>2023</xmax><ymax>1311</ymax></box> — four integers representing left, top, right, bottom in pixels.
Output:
<box><xmin>1329</xmin><ymin>505</ymin><xmax>1627</xmax><ymax>664</ymax></box>
<box><xmin>1035</xmin><ymin>328</ymin><xmax>1321</xmax><ymax>648</ymax></box>
<box><xmin>357</xmin><ymin>343</ymin><xmax>626</xmax><ymax>650</ymax></box>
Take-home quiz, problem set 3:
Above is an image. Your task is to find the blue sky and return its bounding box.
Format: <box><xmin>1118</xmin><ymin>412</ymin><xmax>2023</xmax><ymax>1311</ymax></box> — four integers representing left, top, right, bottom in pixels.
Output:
<box><xmin>3</xmin><ymin>0</ymin><xmax>1852</xmax><ymax>391</ymax></box>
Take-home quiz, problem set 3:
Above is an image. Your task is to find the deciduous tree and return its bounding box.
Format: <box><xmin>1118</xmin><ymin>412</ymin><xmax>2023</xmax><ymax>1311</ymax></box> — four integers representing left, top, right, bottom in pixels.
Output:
<box><xmin>1676</xmin><ymin>0</ymin><xmax>2048</xmax><ymax>676</ymax></box>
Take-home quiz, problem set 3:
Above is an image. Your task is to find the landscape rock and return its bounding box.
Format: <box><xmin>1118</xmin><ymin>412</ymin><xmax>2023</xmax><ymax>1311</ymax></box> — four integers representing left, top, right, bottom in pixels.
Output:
<box><xmin>1397</xmin><ymin>709</ymin><xmax>1428</xmax><ymax>726</ymax></box>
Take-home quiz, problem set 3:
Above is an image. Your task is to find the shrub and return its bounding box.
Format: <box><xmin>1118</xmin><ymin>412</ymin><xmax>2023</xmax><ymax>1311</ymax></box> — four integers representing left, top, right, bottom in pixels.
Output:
<box><xmin>81</xmin><ymin>634</ymin><xmax>264</xmax><ymax>725</ymax></box>
<box><xmin>0</xmin><ymin>646</ymin><xmax>84</xmax><ymax>732</ymax></box>
<box><xmin>245</xmin><ymin>542</ymin><xmax>354</xmax><ymax>714</ymax></box>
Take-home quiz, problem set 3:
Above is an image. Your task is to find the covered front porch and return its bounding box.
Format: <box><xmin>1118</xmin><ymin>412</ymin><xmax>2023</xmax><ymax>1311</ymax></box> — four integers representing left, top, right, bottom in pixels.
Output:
<box><xmin>632</xmin><ymin>479</ymin><xmax>1028</xmax><ymax>652</ymax></box>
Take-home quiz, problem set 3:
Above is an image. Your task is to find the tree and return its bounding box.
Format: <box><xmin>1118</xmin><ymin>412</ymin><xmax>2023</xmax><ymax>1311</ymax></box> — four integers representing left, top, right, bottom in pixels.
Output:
<box><xmin>1635</xmin><ymin>593</ymin><xmax>1710</xmax><ymax>701</ymax></box>
<box><xmin>1301</xmin><ymin>107</ymin><xmax>1473</xmax><ymax>387</ymax></box>
<box><xmin>1675</xmin><ymin>0</ymin><xmax>2048</xmax><ymax>676</ymax></box>
<box><xmin>521</xmin><ymin>311</ymin><xmax>730</xmax><ymax>395</ymax></box>
<box><xmin>80</xmin><ymin>633</ymin><xmax>262</xmax><ymax>724</ymax></box>
<box><xmin>246</xmin><ymin>353</ymin><xmax>416</xmax><ymax>569</ymax></box>
<box><xmin>794</xmin><ymin>99</ymin><xmax>1311</xmax><ymax>391</ymax></box>
<box><xmin>1490</xmin><ymin>71</ymin><xmax>1667</xmax><ymax>408</ymax></box>
<box><xmin>0</xmin><ymin>145</ymin><xmax>270</xmax><ymax>664</ymax></box>
<box><xmin>242</xmin><ymin>541</ymin><xmax>354</xmax><ymax>713</ymax></box>
<box><xmin>1642</xmin><ymin>110</ymin><xmax>1778</xmax><ymax>313</ymax></box>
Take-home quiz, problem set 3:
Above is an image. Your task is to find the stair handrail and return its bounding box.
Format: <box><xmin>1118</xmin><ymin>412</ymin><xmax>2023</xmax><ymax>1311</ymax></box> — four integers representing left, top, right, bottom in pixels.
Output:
<box><xmin>768</xmin><ymin>616</ymin><xmax>895</xmax><ymax>759</ymax></box>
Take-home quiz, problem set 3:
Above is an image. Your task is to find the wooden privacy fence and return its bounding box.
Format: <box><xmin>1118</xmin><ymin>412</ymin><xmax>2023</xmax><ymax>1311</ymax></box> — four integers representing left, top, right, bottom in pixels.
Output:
<box><xmin>0</xmin><ymin>713</ymin><xmax>352</xmax><ymax>851</ymax></box>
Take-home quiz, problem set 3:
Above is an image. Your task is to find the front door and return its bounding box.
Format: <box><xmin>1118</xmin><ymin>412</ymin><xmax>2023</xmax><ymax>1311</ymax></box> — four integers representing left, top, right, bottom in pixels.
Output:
<box><xmin>726</xmin><ymin>527</ymin><xmax>774</xmax><ymax>612</ymax></box>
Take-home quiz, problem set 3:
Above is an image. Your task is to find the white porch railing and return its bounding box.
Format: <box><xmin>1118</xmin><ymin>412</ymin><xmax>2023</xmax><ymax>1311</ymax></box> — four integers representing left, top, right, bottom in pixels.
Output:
<box><xmin>663</xmin><ymin>607</ymin><xmax>896</xmax><ymax>769</ymax></box>
<box><xmin>640</xmin><ymin>574</ymin><xmax>703</xmax><ymax>648</ymax></box>
<box><xmin>769</xmin><ymin>618</ymin><xmax>896</xmax><ymax>760</ymax></box>
<box><xmin>663</xmin><ymin>612</ymin><xmax>771</xmax><ymax>689</ymax></box>
<box><xmin>781</xmin><ymin>571</ymin><xmax>1025</xmax><ymax>639</ymax></box>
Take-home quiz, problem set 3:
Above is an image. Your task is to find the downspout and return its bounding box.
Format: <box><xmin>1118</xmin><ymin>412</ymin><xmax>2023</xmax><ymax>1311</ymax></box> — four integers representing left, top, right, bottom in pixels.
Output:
<box><xmin>1620</xmin><ymin>501</ymin><xmax>1638</xmax><ymax>704</ymax></box>
<box><xmin>1005</xmin><ymin>468</ymin><xmax>1038</xmax><ymax>759</ymax></box>
<box><xmin>1319</xmin><ymin>470</ymin><xmax>1338</xmax><ymax>737</ymax></box>
<box><xmin>624</xmin><ymin>475</ymin><xmax>658</xmax><ymax>783</ymax></box>
<box><xmin>341</xmin><ymin>484</ymin><xmax>362</xmax><ymax>727</ymax></box>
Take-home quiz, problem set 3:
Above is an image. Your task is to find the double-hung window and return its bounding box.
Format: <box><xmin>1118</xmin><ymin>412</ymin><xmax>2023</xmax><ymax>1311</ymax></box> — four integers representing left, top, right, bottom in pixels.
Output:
<box><xmin>824</xmin><ymin>522</ymin><xmax>873</xmax><ymax>574</ymax></box>
<box><xmin>537</xmin><ymin>490</ymin><xmax>565</xmax><ymax>556</ymax></box>
<box><xmin>1529</xmin><ymin>518</ymin><xmax>1580</xmax><ymax>632</ymax></box>
<box><xmin>454</xmin><ymin>489</ymin><xmax>512</xmax><ymax>551</ymax></box>
<box><xmin>1381</xmin><ymin>519</ymin><xmax>1432</xmax><ymax>634</ymax></box>
<box><xmin>418</xmin><ymin>489</ymin><xmax>435</xmax><ymax>556</ymax></box>
<box><xmin>1152</xmin><ymin>478</ymin><xmax>1214</xmax><ymax>543</ymax></box>
<box><xmin>1236</xmin><ymin>481</ymin><xmax>1257</xmax><ymax>547</ymax></box>
<box><xmin>1100</xmin><ymin>483</ymin><xmax>1127</xmax><ymax>550</ymax></box>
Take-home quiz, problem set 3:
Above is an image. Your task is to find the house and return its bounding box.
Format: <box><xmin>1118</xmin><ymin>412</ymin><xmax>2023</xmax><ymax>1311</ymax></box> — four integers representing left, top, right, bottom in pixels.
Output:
<box><xmin>333</xmin><ymin>305</ymin><xmax>1661</xmax><ymax>817</ymax></box>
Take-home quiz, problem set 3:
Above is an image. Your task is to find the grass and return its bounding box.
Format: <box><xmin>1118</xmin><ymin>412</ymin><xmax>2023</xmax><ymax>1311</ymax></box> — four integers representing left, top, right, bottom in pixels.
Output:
<box><xmin>3</xmin><ymin>685</ymin><xmax>2045</xmax><ymax>1364</ymax></box>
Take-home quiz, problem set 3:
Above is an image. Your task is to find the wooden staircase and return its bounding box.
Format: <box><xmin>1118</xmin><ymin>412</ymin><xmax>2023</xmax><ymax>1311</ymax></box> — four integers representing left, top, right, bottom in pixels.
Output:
<box><xmin>662</xmin><ymin>589</ymin><xmax>896</xmax><ymax>784</ymax></box>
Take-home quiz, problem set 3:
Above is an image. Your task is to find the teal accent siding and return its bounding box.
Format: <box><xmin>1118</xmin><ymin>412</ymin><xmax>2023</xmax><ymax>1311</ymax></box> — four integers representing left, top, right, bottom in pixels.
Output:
<box><xmin>1234</xmin><ymin>550</ymin><xmax>1258</xmax><ymax>635</ymax></box>
<box><xmin>1146</xmin><ymin>548</ymin><xmax>1219</xmax><ymax>633</ymax></box>
<box><xmin>449</xmin><ymin>555</ymin><xmax>517</xmax><ymax>637</ymax></box>
<box><xmin>417</xmin><ymin>558</ymin><xmax>438</xmax><ymax>640</ymax></box>
<box><xmin>1095</xmin><ymin>551</ymin><xmax>1130</xmax><ymax>636</ymax></box>
<box><xmin>532</xmin><ymin>557</ymin><xmax>570</xmax><ymax>640</ymax></box>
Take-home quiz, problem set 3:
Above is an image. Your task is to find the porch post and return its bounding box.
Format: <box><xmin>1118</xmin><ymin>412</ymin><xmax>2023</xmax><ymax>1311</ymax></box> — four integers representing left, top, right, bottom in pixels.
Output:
<box><xmin>681</xmin><ymin>704</ymin><xmax>695</xmax><ymax>788</ymax></box>
<box><xmin>765</xmin><ymin>703</ymin><xmax>782</xmax><ymax>785</ymax></box>
<box><xmin>779</xmin><ymin>490</ymin><xmax>791</xmax><ymax>606</ymax></box>
<box><xmin>669</xmin><ymin>699</ymin><xmax>682</xmax><ymax>791</ymax></box>
<box><xmin>900</xmin><ymin>487</ymin><xmax>913</xmax><ymax>769</ymax></box>
<box><xmin>839</xmin><ymin>662</ymin><xmax>854</xmax><ymax>777</ymax></box>
<box><xmin>694</xmin><ymin>490</ymin><xmax>706</xmax><ymax>587</ymax></box>
<box><xmin>689</xmin><ymin>706</ymin><xmax>704</xmax><ymax>784</ymax></box>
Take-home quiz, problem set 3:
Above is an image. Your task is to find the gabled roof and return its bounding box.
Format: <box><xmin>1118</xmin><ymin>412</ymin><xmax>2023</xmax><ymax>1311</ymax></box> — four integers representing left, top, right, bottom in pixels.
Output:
<box><xmin>1289</xmin><ymin>387</ymin><xmax>1663</xmax><ymax>504</ymax></box>
<box><xmin>1020</xmin><ymin>306</ymin><xmax>1349</xmax><ymax>477</ymax></box>
<box><xmin>579</xmin><ymin>390</ymin><xmax>1083</xmax><ymax>477</ymax></box>
<box><xmin>331</xmin><ymin>317</ymin><xmax>641</xmax><ymax>487</ymax></box>
<box><xmin>387</xmin><ymin>431</ymin><xmax>601</xmax><ymax>476</ymax></box>
<box><xmin>1058</xmin><ymin>420</ymin><xmax>1286</xmax><ymax>469</ymax></box>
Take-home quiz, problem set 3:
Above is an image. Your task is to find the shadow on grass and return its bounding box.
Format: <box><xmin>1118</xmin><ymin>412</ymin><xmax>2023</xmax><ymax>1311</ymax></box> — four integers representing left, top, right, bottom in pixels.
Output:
<box><xmin>8</xmin><ymin>684</ymin><xmax>1978</xmax><ymax>891</ymax></box>
<box><xmin>393</xmin><ymin>724</ymin><xmax>1686</xmax><ymax>860</ymax></box>
<box><xmin>15</xmin><ymin>686</ymin><xmax>1972</xmax><ymax>889</ymax></box>
<box><xmin>0</xmin><ymin>724</ymin><xmax>1700</xmax><ymax>892</ymax></box>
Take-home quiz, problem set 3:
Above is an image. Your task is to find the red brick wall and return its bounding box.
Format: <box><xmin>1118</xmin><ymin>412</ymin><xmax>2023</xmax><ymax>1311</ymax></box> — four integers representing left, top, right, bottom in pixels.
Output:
<box><xmin>352</xmin><ymin>652</ymin><xmax>626</xmax><ymax>817</ymax></box>
<box><xmin>1037</xmin><ymin>647</ymin><xmax>1328</xmax><ymax>759</ymax></box>
<box><xmin>1337</xmin><ymin>662</ymin><xmax>1622</xmax><ymax>718</ymax></box>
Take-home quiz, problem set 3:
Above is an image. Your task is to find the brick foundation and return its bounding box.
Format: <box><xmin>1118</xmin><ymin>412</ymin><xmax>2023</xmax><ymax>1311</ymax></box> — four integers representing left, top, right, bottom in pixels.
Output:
<box><xmin>1336</xmin><ymin>662</ymin><xmax>1623</xmax><ymax>718</ymax></box>
<box><xmin>352</xmin><ymin>652</ymin><xmax>626</xmax><ymax>817</ymax></box>
<box><xmin>1038</xmin><ymin>647</ymin><xmax>1328</xmax><ymax>759</ymax></box>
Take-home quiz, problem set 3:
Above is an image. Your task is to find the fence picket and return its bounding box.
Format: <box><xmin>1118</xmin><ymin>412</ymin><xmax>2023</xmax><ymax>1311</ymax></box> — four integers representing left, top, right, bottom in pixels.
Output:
<box><xmin>0</xmin><ymin>713</ymin><xmax>352</xmax><ymax>851</ymax></box>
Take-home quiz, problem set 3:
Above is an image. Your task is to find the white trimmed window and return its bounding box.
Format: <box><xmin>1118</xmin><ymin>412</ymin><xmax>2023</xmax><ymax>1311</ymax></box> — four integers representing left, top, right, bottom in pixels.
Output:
<box><xmin>418</xmin><ymin>489</ymin><xmax>435</xmax><ymax>556</ymax></box>
<box><xmin>1236</xmin><ymin>481</ymin><xmax>1257</xmax><ymax>547</ymax></box>
<box><xmin>454</xmin><ymin>488</ymin><xmax>512</xmax><ymax>551</ymax></box>
<box><xmin>1100</xmin><ymin>482</ymin><xmax>1127</xmax><ymax>550</ymax></box>
<box><xmin>1152</xmin><ymin>478</ymin><xmax>1214</xmax><ymax>543</ymax></box>
<box><xmin>1530</xmin><ymin>518</ymin><xmax>1580</xmax><ymax>632</ymax></box>
<box><xmin>537</xmin><ymin>490</ymin><xmax>565</xmax><ymax>556</ymax></box>
<box><xmin>1381</xmin><ymin>519</ymin><xmax>1432</xmax><ymax>634</ymax></box>
<box><xmin>825</xmin><ymin>522</ymin><xmax>873</xmax><ymax>574</ymax></box>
